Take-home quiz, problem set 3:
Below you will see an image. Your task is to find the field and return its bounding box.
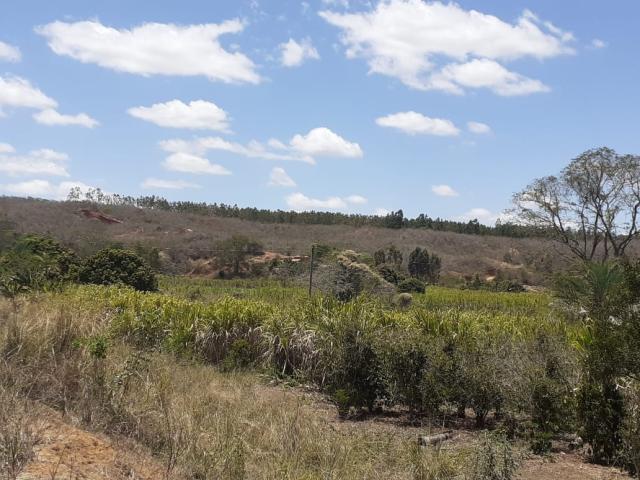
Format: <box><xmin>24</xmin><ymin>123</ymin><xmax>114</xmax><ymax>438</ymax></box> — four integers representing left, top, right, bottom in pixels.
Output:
<box><xmin>0</xmin><ymin>196</ymin><xmax>571</xmax><ymax>284</ymax></box>
<box><xmin>2</xmin><ymin>275</ymin><xmax>633</xmax><ymax>479</ymax></box>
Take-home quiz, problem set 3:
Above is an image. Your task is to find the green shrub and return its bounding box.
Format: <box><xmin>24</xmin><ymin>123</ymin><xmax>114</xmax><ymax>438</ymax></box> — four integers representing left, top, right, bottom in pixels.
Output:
<box><xmin>0</xmin><ymin>234</ymin><xmax>79</xmax><ymax>290</ymax></box>
<box><xmin>471</xmin><ymin>433</ymin><xmax>518</xmax><ymax>480</ymax></box>
<box><xmin>377</xmin><ymin>264</ymin><xmax>401</xmax><ymax>285</ymax></box>
<box><xmin>79</xmin><ymin>248</ymin><xmax>158</xmax><ymax>291</ymax></box>
<box><xmin>380</xmin><ymin>333</ymin><xmax>445</xmax><ymax>415</ymax></box>
<box><xmin>222</xmin><ymin>339</ymin><xmax>255</xmax><ymax>371</ymax></box>
<box><xmin>398</xmin><ymin>278</ymin><xmax>426</xmax><ymax>294</ymax></box>
<box><xmin>578</xmin><ymin>380</ymin><xmax>625</xmax><ymax>464</ymax></box>
<box><xmin>326</xmin><ymin>320</ymin><xmax>385</xmax><ymax>412</ymax></box>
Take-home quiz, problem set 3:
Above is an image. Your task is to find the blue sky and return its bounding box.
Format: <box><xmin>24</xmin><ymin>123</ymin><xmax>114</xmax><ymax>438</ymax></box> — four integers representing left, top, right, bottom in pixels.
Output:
<box><xmin>1</xmin><ymin>0</ymin><xmax>639</xmax><ymax>224</ymax></box>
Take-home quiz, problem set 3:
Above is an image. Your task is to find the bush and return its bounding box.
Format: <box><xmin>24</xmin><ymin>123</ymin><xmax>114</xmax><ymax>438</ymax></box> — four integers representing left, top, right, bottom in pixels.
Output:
<box><xmin>377</xmin><ymin>264</ymin><xmax>402</xmax><ymax>285</ymax></box>
<box><xmin>380</xmin><ymin>333</ymin><xmax>445</xmax><ymax>415</ymax></box>
<box><xmin>222</xmin><ymin>339</ymin><xmax>255</xmax><ymax>371</ymax></box>
<box><xmin>326</xmin><ymin>320</ymin><xmax>385</xmax><ymax>412</ymax></box>
<box><xmin>398</xmin><ymin>278</ymin><xmax>426</xmax><ymax>294</ymax></box>
<box><xmin>393</xmin><ymin>293</ymin><xmax>413</xmax><ymax>309</ymax></box>
<box><xmin>79</xmin><ymin>248</ymin><xmax>158</xmax><ymax>291</ymax></box>
<box><xmin>471</xmin><ymin>433</ymin><xmax>518</xmax><ymax>480</ymax></box>
<box><xmin>0</xmin><ymin>234</ymin><xmax>79</xmax><ymax>291</ymax></box>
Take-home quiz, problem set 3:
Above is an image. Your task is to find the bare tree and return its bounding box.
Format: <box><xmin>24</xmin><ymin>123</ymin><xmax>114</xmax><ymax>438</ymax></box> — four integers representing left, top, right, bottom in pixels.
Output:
<box><xmin>511</xmin><ymin>147</ymin><xmax>640</xmax><ymax>261</ymax></box>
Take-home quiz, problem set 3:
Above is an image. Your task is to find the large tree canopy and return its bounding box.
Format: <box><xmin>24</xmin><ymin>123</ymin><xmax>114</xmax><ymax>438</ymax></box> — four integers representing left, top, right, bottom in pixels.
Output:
<box><xmin>512</xmin><ymin>147</ymin><xmax>640</xmax><ymax>261</ymax></box>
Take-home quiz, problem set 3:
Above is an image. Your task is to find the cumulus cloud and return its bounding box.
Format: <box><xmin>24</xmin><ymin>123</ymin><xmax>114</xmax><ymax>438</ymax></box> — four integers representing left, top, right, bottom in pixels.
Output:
<box><xmin>33</xmin><ymin>108</ymin><xmax>99</xmax><ymax>128</ymax></box>
<box><xmin>429</xmin><ymin>59</ymin><xmax>550</xmax><ymax>96</ymax></box>
<box><xmin>467</xmin><ymin>121</ymin><xmax>491</xmax><ymax>134</ymax></box>
<box><xmin>286</xmin><ymin>192</ymin><xmax>347</xmax><ymax>211</ymax></box>
<box><xmin>0</xmin><ymin>142</ymin><xmax>15</xmax><ymax>153</ymax></box>
<box><xmin>160</xmin><ymin>127</ymin><xmax>361</xmax><ymax>165</ymax></box>
<box><xmin>0</xmin><ymin>41</ymin><xmax>21</xmax><ymax>62</ymax></box>
<box><xmin>0</xmin><ymin>76</ymin><xmax>95</xmax><ymax>125</ymax></box>
<box><xmin>0</xmin><ymin>179</ymin><xmax>93</xmax><ymax>199</ymax></box>
<box><xmin>36</xmin><ymin>20</ymin><xmax>260</xmax><ymax>84</ymax></box>
<box><xmin>0</xmin><ymin>147</ymin><xmax>70</xmax><ymax>177</ymax></box>
<box><xmin>279</xmin><ymin>38</ymin><xmax>320</xmax><ymax>67</ymax></box>
<box><xmin>591</xmin><ymin>38</ymin><xmax>607</xmax><ymax>49</ymax></box>
<box><xmin>374</xmin><ymin>208</ymin><xmax>390</xmax><ymax>216</ymax></box>
<box><xmin>141</xmin><ymin>178</ymin><xmax>201</xmax><ymax>189</ymax></box>
<box><xmin>0</xmin><ymin>75</ymin><xmax>57</xmax><ymax>111</ymax></box>
<box><xmin>345</xmin><ymin>194</ymin><xmax>367</xmax><ymax>205</ymax></box>
<box><xmin>160</xmin><ymin>137</ymin><xmax>302</xmax><ymax>163</ymax></box>
<box><xmin>458</xmin><ymin>207</ymin><xmax>498</xmax><ymax>225</ymax></box>
<box><xmin>320</xmin><ymin>1</ymin><xmax>573</xmax><ymax>95</ymax></box>
<box><xmin>285</xmin><ymin>192</ymin><xmax>367</xmax><ymax>211</ymax></box>
<box><xmin>163</xmin><ymin>152</ymin><xmax>231</xmax><ymax>176</ymax></box>
<box><xmin>289</xmin><ymin>127</ymin><xmax>363</xmax><ymax>159</ymax></box>
<box><xmin>376</xmin><ymin>111</ymin><xmax>459</xmax><ymax>136</ymax></box>
<box><xmin>128</xmin><ymin>100</ymin><xmax>230</xmax><ymax>131</ymax></box>
<box><xmin>268</xmin><ymin>167</ymin><xmax>296</xmax><ymax>187</ymax></box>
<box><xmin>432</xmin><ymin>184</ymin><xmax>459</xmax><ymax>197</ymax></box>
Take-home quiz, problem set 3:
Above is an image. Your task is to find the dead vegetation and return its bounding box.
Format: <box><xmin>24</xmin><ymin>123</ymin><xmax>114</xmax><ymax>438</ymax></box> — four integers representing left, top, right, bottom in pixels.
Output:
<box><xmin>0</xmin><ymin>196</ymin><xmax>579</xmax><ymax>284</ymax></box>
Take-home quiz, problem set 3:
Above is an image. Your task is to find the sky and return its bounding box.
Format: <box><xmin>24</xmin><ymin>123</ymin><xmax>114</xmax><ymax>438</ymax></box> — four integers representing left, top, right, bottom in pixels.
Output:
<box><xmin>1</xmin><ymin>0</ymin><xmax>639</xmax><ymax>224</ymax></box>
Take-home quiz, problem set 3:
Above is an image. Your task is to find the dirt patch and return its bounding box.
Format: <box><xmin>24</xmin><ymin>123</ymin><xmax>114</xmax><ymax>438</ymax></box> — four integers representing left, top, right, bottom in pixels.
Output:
<box><xmin>517</xmin><ymin>453</ymin><xmax>631</xmax><ymax>480</ymax></box>
<box><xmin>18</xmin><ymin>408</ymin><xmax>170</xmax><ymax>480</ymax></box>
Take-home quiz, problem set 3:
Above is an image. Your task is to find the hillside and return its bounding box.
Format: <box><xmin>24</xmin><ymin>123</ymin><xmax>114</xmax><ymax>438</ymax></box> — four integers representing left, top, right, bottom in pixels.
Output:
<box><xmin>0</xmin><ymin>196</ymin><xmax>567</xmax><ymax>284</ymax></box>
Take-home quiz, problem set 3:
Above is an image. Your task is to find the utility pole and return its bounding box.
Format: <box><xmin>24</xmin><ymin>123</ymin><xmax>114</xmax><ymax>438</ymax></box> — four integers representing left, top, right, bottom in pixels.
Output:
<box><xmin>308</xmin><ymin>244</ymin><xmax>315</xmax><ymax>297</ymax></box>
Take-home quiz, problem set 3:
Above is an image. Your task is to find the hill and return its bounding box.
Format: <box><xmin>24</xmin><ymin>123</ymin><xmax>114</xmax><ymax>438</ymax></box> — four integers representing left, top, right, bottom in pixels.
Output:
<box><xmin>0</xmin><ymin>196</ymin><xmax>568</xmax><ymax>284</ymax></box>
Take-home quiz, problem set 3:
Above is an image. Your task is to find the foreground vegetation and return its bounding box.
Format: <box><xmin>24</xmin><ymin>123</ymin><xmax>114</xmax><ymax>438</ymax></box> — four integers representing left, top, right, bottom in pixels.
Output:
<box><xmin>2</xmin><ymin>285</ymin><xmax>537</xmax><ymax>479</ymax></box>
<box><xmin>1</xmin><ymin>267</ymin><xmax>638</xmax><ymax>478</ymax></box>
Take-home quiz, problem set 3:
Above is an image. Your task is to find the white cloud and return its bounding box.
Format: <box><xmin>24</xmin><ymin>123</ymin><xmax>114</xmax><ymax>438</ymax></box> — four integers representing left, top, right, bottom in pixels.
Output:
<box><xmin>289</xmin><ymin>127</ymin><xmax>363</xmax><ymax>159</ymax></box>
<box><xmin>286</xmin><ymin>192</ymin><xmax>367</xmax><ymax>211</ymax></box>
<box><xmin>467</xmin><ymin>121</ymin><xmax>492</xmax><ymax>134</ymax></box>
<box><xmin>0</xmin><ymin>75</ymin><xmax>57</xmax><ymax>111</ymax></box>
<box><xmin>322</xmin><ymin>0</ymin><xmax>350</xmax><ymax>7</ymax></box>
<box><xmin>279</xmin><ymin>38</ymin><xmax>320</xmax><ymax>67</ymax></box>
<box><xmin>591</xmin><ymin>38</ymin><xmax>607</xmax><ymax>49</ymax></box>
<box><xmin>163</xmin><ymin>152</ymin><xmax>231</xmax><ymax>176</ymax></box>
<box><xmin>374</xmin><ymin>208</ymin><xmax>390</xmax><ymax>216</ymax></box>
<box><xmin>376</xmin><ymin>111</ymin><xmax>459</xmax><ymax>136</ymax></box>
<box><xmin>458</xmin><ymin>207</ymin><xmax>498</xmax><ymax>225</ymax></box>
<box><xmin>0</xmin><ymin>41</ymin><xmax>21</xmax><ymax>62</ymax></box>
<box><xmin>0</xmin><ymin>148</ymin><xmax>69</xmax><ymax>177</ymax></box>
<box><xmin>320</xmin><ymin>1</ymin><xmax>573</xmax><ymax>95</ymax></box>
<box><xmin>432</xmin><ymin>184</ymin><xmax>459</xmax><ymax>197</ymax></box>
<box><xmin>33</xmin><ymin>108</ymin><xmax>99</xmax><ymax>128</ymax></box>
<box><xmin>1</xmin><ymin>179</ymin><xmax>93</xmax><ymax>199</ymax></box>
<box><xmin>36</xmin><ymin>20</ymin><xmax>260</xmax><ymax>84</ymax></box>
<box><xmin>0</xmin><ymin>142</ymin><xmax>15</xmax><ymax>153</ymax></box>
<box><xmin>160</xmin><ymin>136</ymin><xmax>303</xmax><ymax>163</ymax></box>
<box><xmin>160</xmin><ymin>127</ymin><xmax>361</xmax><ymax>165</ymax></box>
<box><xmin>345</xmin><ymin>194</ymin><xmax>367</xmax><ymax>205</ymax></box>
<box><xmin>128</xmin><ymin>100</ymin><xmax>230</xmax><ymax>131</ymax></box>
<box><xmin>141</xmin><ymin>178</ymin><xmax>201</xmax><ymax>189</ymax></box>
<box><xmin>286</xmin><ymin>192</ymin><xmax>347</xmax><ymax>211</ymax></box>
<box><xmin>429</xmin><ymin>59</ymin><xmax>550</xmax><ymax>96</ymax></box>
<box><xmin>268</xmin><ymin>167</ymin><xmax>296</xmax><ymax>187</ymax></box>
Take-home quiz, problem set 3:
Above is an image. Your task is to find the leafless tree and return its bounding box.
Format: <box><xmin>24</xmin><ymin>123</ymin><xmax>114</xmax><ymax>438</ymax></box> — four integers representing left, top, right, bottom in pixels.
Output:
<box><xmin>511</xmin><ymin>147</ymin><xmax>640</xmax><ymax>261</ymax></box>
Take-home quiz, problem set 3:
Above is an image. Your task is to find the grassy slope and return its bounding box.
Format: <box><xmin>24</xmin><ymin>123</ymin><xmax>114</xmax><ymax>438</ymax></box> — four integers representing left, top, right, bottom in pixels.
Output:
<box><xmin>1</xmin><ymin>196</ymin><xmax>569</xmax><ymax>284</ymax></box>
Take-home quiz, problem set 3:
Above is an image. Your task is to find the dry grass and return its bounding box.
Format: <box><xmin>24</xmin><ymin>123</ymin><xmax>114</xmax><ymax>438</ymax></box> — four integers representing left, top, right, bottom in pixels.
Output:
<box><xmin>0</xmin><ymin>196</ymin><xmax>581</xmax><ymax>283</ymax></box>
<box><xmin>0</xmin><ymin>296</ymin><xmax>464</xmax><ymax>479</ymax></box>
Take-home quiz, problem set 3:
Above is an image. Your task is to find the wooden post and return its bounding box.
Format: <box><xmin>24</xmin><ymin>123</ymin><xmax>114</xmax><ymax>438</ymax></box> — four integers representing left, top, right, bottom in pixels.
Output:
<box><xmin>308</xmin><ymin>244</ymin><xmax>315</xmax><ymax>297</ymax></box>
